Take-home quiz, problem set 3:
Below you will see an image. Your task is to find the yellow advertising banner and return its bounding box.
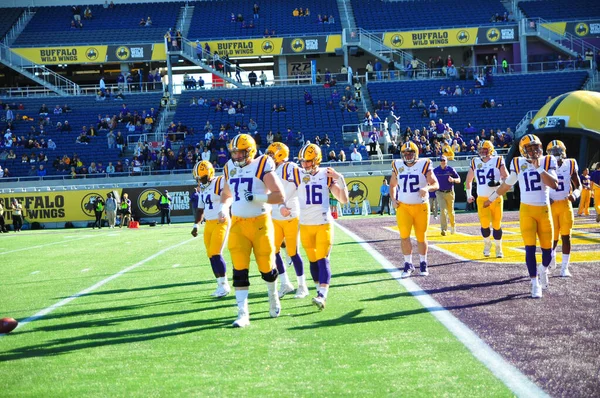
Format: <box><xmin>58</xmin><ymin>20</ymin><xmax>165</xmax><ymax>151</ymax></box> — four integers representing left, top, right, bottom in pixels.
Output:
<box><xmin>207</xmin><ymin>38</ymin><xmax>284</xmax><ymax>58</ymax></box>
<box><xmin>11</xmin><ymin>46</ymin><xmax>108</xmax><ymax>65</ymax></box>
<box><xmin>1</xmin><ymin>189</ymin><xmax>121</xmax><ymax>223</ymax></box>
<box><xmin>384</xmin><ymin>28</ymin><xmax>479</xmax><ymax>49</ymax></box>
<box><xmin>325</xmin><ymin>35</ymin><xmax>342</xmax><ymax>52</ymax></box>
<box><xmin>345</xmin><ymin>175</ymin><xmax>389</xmax><ymax>210</ymax></box>
<box><xmin>151</xmin><ymin>42</ymin><xmax>166</xmax><ymax>61</ymax></box>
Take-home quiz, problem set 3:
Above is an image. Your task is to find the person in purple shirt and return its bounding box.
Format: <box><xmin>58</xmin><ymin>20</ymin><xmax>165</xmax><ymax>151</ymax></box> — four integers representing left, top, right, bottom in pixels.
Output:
<box><xmin>590</xmin><ymin>163</ymin><xmax>600</xmax><ymax>222</ymax></box>
<box><xmin>433</xmin><ymin>156</ymin><xmax>461</xmax><ymax>235</ymax></box>
<box><xmin>217</xmin><ymin>147</ymin><xmax>228</xmax><ymax>167</ymax></box>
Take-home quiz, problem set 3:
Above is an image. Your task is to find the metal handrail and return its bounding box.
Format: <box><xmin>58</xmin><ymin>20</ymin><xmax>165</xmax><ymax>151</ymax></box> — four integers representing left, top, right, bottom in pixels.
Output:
<box><xmin>0</xmin><ymin>42</ymin><xmax>80</xmax><ymax>96</ymax></box>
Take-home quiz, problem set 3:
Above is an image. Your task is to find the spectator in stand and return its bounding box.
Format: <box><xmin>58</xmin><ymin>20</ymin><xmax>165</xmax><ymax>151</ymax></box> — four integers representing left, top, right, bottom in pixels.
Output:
<box><xmin>429</xmin><ymin>100</ymin><xmax>438</xmax><ymax>119</ymax></box>
<box><xmin>350</xmin><ymin>147</ymin><xmax>362</xmax><ymax>162</ymax></box>
<box><xmin>304</xmin><ymin>90</ymin><xmax>313</xmax><ymax>105</ymax></box>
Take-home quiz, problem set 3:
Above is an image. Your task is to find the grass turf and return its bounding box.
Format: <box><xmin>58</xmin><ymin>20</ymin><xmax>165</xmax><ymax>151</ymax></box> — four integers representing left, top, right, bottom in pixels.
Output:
<box><xmin>0</xmin><ymin>224</ymin><xmax>513</xmax><ymax>397</ymax></box>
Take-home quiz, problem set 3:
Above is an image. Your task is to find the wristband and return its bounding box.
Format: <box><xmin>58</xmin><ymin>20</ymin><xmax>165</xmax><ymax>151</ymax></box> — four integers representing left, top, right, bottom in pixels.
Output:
<box><xmin>536</xmin><ymin>166</ymin><xmax>546</xmax><ymax>175</ymax></box>
<box><xmin>254</xmin><ymin>193</ymin><xmax>268</xmax><ymax>203</ymax></box>
<box><xmin>488</xmin><ymin>191</ymin><xmax>499</xmax><ymax>202</ymax></box>
<box><xmin>465</xmin><ymin>190</ymin><xmax>470</xmax><ymax>197</ymax></box>
<box><xmin>193</xmin><ymin>224</ymin><xmax>199</xmax><ymax>229</ymax></box>
<box><xmin>572</xmin><ymin>188</ymin><xmax>580</xmax><ymax>199</ymax></box>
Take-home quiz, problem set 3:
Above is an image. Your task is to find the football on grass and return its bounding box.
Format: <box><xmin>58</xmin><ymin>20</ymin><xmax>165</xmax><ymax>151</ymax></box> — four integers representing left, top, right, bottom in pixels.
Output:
<box><xmin>0</xmin><ymin>317</ymin><xmax>18</xmax><ymax>334</ymax></box>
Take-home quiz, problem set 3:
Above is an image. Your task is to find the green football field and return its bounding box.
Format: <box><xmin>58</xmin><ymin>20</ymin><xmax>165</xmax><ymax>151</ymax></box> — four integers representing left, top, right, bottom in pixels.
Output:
<box><xmin>0</xmin><ymin>224</ymin><xmax>514</xmax><ymax>397</ymax></box>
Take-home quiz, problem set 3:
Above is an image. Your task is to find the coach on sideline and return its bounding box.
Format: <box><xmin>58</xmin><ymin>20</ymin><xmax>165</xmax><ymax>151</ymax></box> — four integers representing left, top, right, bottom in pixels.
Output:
<box><xmin>434</xmin><ymin>156</ymin><xmax>461</xmax><ymax>236</ymax></box>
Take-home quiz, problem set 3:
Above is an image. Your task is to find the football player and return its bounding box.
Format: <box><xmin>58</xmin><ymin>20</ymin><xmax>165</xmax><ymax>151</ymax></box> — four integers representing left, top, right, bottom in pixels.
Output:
<box><xmin>484</xmin><ymin>134</ymin><xmax>558</xmax><ymax>298</ymax></box>
<box><xmin>287</xmin><ymin>144</ymin><xmax>348</xmax><ymax>311</ymax></box>
<box><xmin>265</xmin><ymin>142</ymin><xmax>309</xmax><ymax>299</ymax></box>
<box><xmin>218</xmin><ymin>134</ymin><xmax>285</xmax><ymax>328</ymax></box>
<box><xmin>390</xmin><ymin>142</ymin><xmax>439</xmax><ymax>278</ymax></box>
<box><xmin>577</xmin><ymin>168</ymin><xmax>591</xmax><ymax>216</ymax></box>
<box><xmin>591</xmin><ymin>163</ymin><xmax>600</xmax><ymax>222</ymax></box>
<box><xmin>547</xmin><ymin>140</ymin><xmax>581</xmax><ymax>277</ymax></box>
<box><xmin>191</xmin><ymin>161</ymin><xmax>231</xmax><ymax>297</ymax></box>
<box><xmin>465</xmin><ymin>140</ymin><xmax>509</xmax><ymax>257</ymax></box>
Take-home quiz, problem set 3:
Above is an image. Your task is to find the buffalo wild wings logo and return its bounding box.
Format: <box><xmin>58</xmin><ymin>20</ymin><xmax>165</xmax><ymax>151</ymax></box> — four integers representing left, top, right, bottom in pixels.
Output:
<box><xmin>457</xmin><ymin>30</ymin><xmax>470</xmax><ymax>43</ymax></box>
<box><xmin>391</xmin><ymin>35</ymin><xmax>404</xmax><ymax>47</ymax></box>
<box><xmin>81</xmin><ymin>193</ymin><xmax>103</xmax><ymax>217</ymax></box>
<box><xmin>137</xmin><ymin>189</ymin><xmax>162</xmax><ymax>216</ymax></box>
<box><xmin>261</xmin><ymin>40</ymin><xmax>274</xmax><ymax>53</ymax></box>
<box><xmin>486</xmin><ymin>28</ymin><xmax>500</xmax><ymax>42</ymax></box>
<box><xmin>575</xmin><ymin>23</ymin><xmax>589</xmax><ymax>36</ymax></box>
<box><xmin>347</xmin><ymin>180</ymin><xmax>368</xmax><ymax>205</ymax></box>
<box><xmin>291</xmin><ymin>39</ymin><xmax>305</xmax><ymax>52</ymax></box>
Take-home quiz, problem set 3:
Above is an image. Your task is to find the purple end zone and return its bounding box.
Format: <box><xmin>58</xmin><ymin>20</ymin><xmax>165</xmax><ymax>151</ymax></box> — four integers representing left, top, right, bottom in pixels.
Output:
<box><xmin>338</xmin><ymin>211</ymin><xmax>600</xmax><ymax>398</ymax></box>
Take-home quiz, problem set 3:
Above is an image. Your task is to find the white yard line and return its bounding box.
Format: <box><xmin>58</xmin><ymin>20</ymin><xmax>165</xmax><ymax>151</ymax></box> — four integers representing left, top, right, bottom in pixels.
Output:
<box><xmin>3</xmin><ymin>238</ymin><xmax>195</xmax><ymax>336</ymax></box>
<box><xmin>336</xmin><ymin>223</ymin><xmax>550</xmax><ymax>398</ymax></box>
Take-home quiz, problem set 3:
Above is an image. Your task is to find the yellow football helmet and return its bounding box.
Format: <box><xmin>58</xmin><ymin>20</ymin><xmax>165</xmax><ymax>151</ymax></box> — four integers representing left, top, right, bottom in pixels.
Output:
<box><xmin>546</xmin><ymin>139</ymin><xmax>567</xmax><ymax>159</ymax></box>
<box><xmin>229</xmin><ymin>134</ymin><xmax>257</xmax><ymax>167</ymax></box>
<box><xmin>478</xmin><ymin>140</ymin><xmax>495</xmax><ymax>158</ymax></box>
<box><xmin>266</xmin><ymin>142</ymin><xmax>289</xmax><ymax>164</ymax></box>
<box><xmin>401</xmin><ymin>141</ymin><xmax>419</xmax><ymax>164</ymax></box>
<box><xmin>519</xmin><ymin>134</ymin><xmax>543</xmax><ymax>160</ymax></box>
<box><xmin>192</xmin><ymin>160</ymin><xmax>214</xmax><ymax>185</ymax></box>
<box><xmin>298</xmin><ymin>143</ymin><xmax>322</xmax><ymax>173</ymax></box>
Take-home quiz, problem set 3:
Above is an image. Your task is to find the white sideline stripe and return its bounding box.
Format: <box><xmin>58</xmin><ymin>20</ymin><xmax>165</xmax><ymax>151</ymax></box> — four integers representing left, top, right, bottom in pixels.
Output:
<box><xmin>4</xmin><ymin>238</ymin><xmax>195</xmax><ymax>336</ymax></box>
<box><xmin>0</xmin><ymin>233</ymin><xmax>107</xmax><ymax>256</ymax></box>
<box><xmin>335</xmin><ymin>223</ymin><xmax>549</xmax><ymax>398</ymax></box>
<box><xmin>81</xmin><ymin>268</ymin><xmax>90</xmax><ymax>272</ymax></box>
<box><xmin>30</xmin><ymin>271</ymin><xmax>40</xmax><ymax>275</ymax></box>
<box><xmin>172</xmin><ymin>264</ymin><xmax>180</xmax><ymax>268</ymax></box>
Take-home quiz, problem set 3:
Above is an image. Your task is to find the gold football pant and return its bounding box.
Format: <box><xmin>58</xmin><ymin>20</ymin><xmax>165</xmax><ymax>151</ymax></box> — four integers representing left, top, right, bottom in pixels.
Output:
<box><xmin>273</xmin><ymin>217</ymin><xmax>300</xmax><ymax>256</ymax></box>
<box><xmin>396</xmin><ymin>202</ymin><xmax>430</xmax><ymax>242</ymax></box>
<box><xmin>577</xmin><ymin>188</ymin><xmax>590</xmax><ymax>215</ymax></box>
<box><xmin>204</xmin><ymin>219</ymin><xmax>228</xmax><ymax>257</ymax></box>
<box><xmin>477</xmin><ymin>195</ymin><xmax>503</xmax><ymax>230</ymax></box>
<box><xmin>300</xmin><ymin>223</ymin><xmax>333</xmax><ymax>262</ymax></box>
<box><xmin>228</xmin><ymin>214</ymin><xmax>275</xmax><ymax>274</ymax></box>
<box><xmin>551</xmin><ymin>199</ymin><xmax>574</xmax><ymax>240</ymax></box>
<box><xmin>519</xmin><ymin>203</ymin><xmax>553</xmax><ymax>249</ymax></box>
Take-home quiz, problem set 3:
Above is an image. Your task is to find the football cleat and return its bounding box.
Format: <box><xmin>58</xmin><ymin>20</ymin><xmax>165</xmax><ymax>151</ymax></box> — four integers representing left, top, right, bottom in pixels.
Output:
<box><xmin>450</xmin><ymin>226</ymin><xmax>456</xmax><ymax>234</ymax></box>
<box><xmin>531</xmin><ymin>280</ymin><xmax>543</xmax><ymax>299</ymax></box>
<box><xmin>441</xmin><ymin>230</ymin><xmax>446</xmax><ymax>236</ymax></box>
<box><xmin>278</xmin><ymin>283</ymin><xmax>295</xmax><ymax>299</ymax></box>
<box><xmin>401</xmin><ymin>262</ymin><xmax>414</xmax><ymax>278</ymax></box>
<box><xmin>232</xmin><ymin>309</ymin><xmax>250</xmax><ymax>328</ymax></box>
<box><xmin>483</xmin><ymin>241</ymin><xmax>492</xmax><ymax>257</ymax></box>
<box><xmin>212</xmin><ymin>283</ymin><xmax>231</xmax><ymax>298</ymax></box>
<box><xmin>495</xmin><ymin>243</ymin><xmax>503</xmax><ymax>258</ymax></box>
<box><xmin>538</xmin><ymin>265</ymin><xmax>549</xmax><ymax>290</ymax></box>
<box><xmin>560</xmin><ymin>267</ymin><xmax>572</xmax><ymax>277</ymax></box>
<box><xmin>269</xmin><ymin>292</ymin><xmax>281</xmax><ymax>318</ymax></box>
<box><xmin>294</xmin><ymin>284</ymin><xmax>309</xmax><ymax>299</ymax></box>
<box><xmin>419</xmin><ymin>262</ymin><xmax>429</xmax><ymax>276</ymax></box>
<box><xmin>312</xmin><ymin>294</ymin><xmax>326</xmax><ymax>311</ymax></box>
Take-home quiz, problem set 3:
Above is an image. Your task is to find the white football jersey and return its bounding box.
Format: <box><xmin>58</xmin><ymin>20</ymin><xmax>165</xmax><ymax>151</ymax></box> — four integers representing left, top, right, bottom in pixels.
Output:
<box><xmin>510</xmin><ymin>155</ymin><xmax>557</xmax><ymax>206</ymax></box>
<box><xmin>392</xmin><ymin>158</ymin><xmax>432</xmax><ymax>204</ymax></box>
<box><xmin>471</xmin><ymin>155</ymin><xmax>506</xmax><ymax>197</ymax></box>
<box><xmin>297</xmin><ymin>167</ymin><xmax>334</xmax><ymax>225</ymax></box>
<box><xmin>197</xmin><ymin>175</ymin><xmax>225</xmax><ymax>221</ymax></box>
<box><xmin>224</xmin><ymin>155</ymin><xmax>275</xmax><ymax>217</ymax></box>
<box><xmin>272</xmin><ymin>161</ymin><xmax>301</xmax><ymax>220</ymax></box>
<box><xmin>549</xmin><ymin>158</ymin><xmax>578</xmax><ymax>201</ymax></box>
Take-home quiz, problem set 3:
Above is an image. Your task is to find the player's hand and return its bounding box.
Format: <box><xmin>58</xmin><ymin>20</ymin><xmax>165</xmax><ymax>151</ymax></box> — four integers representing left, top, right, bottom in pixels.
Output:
<box><xmin>217</xmin><ymin>210</ymin><xmax>228</xmax><ymax>224</ymax></box>
<box><xmin>244</xmin><ymin>190</ymin><xmax>254</xmax><ymax>202</ymax></box>
<box><xmin>448</xmin><ymin>176</ymin><xmax>454</xmax><ymax>183</ymax></box>
<box><xmin>568</xmin><ymin>194</ymin><xmax>576</xmax><ymax>203</ymax></box>
<box><xmin>391</xmin><ymin>198</ymin><xmax>400</xmax><ymax>209</ymax></box>
<box><xmin>280</xmin><ymin>206</ymin><xmax>292</xmax><ymax>217</ymax></box>
<box><xmin>467</xmin><ymin>195</ymin><xmax>475</xmax><ymax>203</ymax></box>
<box><xmin>418</xmin><ymin>187</ymin><xmax>428</xmax><ymax>198</ymax></box>
<box><xmin>326</xmin><ymin>167</ymin><xmax>341</xmax><ymax>180</ymax></box>
<box><xmin>483</xmin><ymin>200</ymin><xmax>491</xmax><ymax>208</ymax></box>
<box><xmin>191</xmin><ymin>227</ymin><xmax>198</xmax><ymax>237</ymax></box>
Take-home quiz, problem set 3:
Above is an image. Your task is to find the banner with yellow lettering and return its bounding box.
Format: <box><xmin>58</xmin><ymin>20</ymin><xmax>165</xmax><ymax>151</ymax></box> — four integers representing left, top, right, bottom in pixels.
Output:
<box><xmin>383</xmin><ymin>25</ymin><xmax>518</xmax><ymax>49</ymax></box>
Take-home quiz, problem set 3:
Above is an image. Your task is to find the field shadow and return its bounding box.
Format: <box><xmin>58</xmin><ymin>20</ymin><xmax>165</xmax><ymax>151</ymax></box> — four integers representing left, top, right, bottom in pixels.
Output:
<box><xmin>56</xmin><ymin>281</ymin><xmax>209</xmax><ymax>299</ymax></box>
